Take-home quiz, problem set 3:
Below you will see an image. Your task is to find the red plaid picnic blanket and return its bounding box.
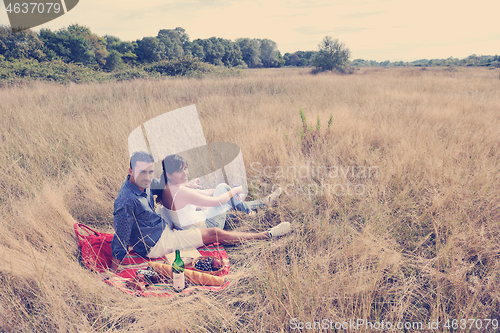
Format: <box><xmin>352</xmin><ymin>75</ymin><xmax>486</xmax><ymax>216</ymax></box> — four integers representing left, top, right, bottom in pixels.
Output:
<box><xmin>105</xmin><ymin>243</ymin><xmax>230</xmax><ymax>297</ymax></box>
<box><xmin>75</xmin><ymin>223</ymin><xmax>230</xmax><ymax>297</ymax></box>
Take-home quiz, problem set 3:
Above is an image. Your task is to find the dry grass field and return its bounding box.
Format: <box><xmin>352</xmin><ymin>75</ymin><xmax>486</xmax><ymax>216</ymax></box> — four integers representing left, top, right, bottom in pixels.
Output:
<box><xmin>0</xmin><ymin>66</ymin><xmax>499</xmax><ymax>332</ymax></box>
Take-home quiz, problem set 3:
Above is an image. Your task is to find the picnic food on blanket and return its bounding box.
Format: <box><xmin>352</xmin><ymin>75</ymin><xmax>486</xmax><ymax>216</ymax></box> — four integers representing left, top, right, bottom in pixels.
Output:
<box><xmin>148</xmin><ymin>262</ymin><xmax>225</xmax><ymax>286</ymax></box>
<box><xmin>126</xmin><ymin>276</ymin><xmax>147</xmax><ymax>292</ymax></box>
<box><xmin>211</xmin><ymin>258</ymin><xmax>222</xmax><ymax>270</ymax></box>
<box><xmin>172</xmin><ymin>249</ymin><xmax>185</xmax><ymax>291</ymax></box>
<box><xmin>186</xmin><ymin>268</ymin><xmax>225</xmax><ymax>286</ymax></box>
<box><xmin>193</xmin><ymin>256</ymin><xmax>223</xmax><ymax>275</ymax></box>
<box><xmin>148</xmin><ymin>261</ymin><xmax>173</xmax><ymax>277</ymax></box>
<box><xmin>127</xmin><ymin>268</ymin><xmax>158</xmax><ymax>292</ymax></box>
<box><xmin>194</xmin><ymin>257</ymin><xmax>214</xmax><ymax>271</ymax></box>
<box><xmin>136</xmin><ymin>267</ymin><xmax>161</xmax><ymax>284</ymax></box>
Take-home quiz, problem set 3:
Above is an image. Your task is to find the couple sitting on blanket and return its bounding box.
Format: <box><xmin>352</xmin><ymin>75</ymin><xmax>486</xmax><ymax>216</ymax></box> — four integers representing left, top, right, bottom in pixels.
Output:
<box><xmin>110</xmin><ymin>151</ymin><xmax>291</xmax><ymax>273</ymax></box>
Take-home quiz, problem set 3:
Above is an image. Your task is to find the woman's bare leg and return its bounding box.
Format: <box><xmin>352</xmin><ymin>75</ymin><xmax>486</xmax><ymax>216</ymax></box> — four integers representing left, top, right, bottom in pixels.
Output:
<box><xmin>200</xmin><ymin>228</ymin><xmax>268</xmax><ymax>245</ymax></box>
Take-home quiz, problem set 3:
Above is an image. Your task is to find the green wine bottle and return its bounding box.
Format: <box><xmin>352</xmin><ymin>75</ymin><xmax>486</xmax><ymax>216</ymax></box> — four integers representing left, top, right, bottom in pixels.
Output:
<box><xmin>172</xmin><ymin>249</ymin><xmax>185</xmax><ymax>291</ymax></box>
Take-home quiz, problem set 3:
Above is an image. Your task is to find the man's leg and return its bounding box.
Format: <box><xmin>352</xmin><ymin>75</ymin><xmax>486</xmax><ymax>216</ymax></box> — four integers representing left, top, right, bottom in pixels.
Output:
<box><xmin>200</xmin><ymin>221</ymin><xmax>291</xmax><ymax>245</ymax></box>
<box><xmin>200</xmin><ymin>228</ymin><xmax>268</xmax><ymax>245</ymax></box>
<box><xmin>147</xmin><ymin>222</ymin><xmax>292</xmax><ymax>259</ymax></box>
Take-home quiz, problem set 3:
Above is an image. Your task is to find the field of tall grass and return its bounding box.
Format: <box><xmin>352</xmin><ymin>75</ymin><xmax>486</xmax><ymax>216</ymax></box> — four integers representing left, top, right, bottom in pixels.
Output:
<box><xmin>0</xmin><ymin>66</ymin><xmax>499</xmax><ymax>332</ymax></box>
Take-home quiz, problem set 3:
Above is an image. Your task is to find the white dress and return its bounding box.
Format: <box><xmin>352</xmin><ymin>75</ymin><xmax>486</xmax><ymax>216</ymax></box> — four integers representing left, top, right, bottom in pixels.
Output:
<box><xmin>156</xmin><ymin>188</ymin><xmax>207</xmax><ymax>230</ymax></box>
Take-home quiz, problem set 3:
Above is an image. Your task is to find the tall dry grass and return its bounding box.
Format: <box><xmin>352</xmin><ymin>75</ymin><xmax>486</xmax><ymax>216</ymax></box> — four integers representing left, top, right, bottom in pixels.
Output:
<box><xmin>0</xmin><ymin>67</ymin><xmax>499</xmax><ymax>332</ymax></box>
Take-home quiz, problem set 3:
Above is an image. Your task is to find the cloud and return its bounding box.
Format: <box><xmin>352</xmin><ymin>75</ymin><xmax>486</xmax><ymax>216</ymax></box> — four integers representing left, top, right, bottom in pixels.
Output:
<box><xmin>110</xmin><ymin>0</ymin><xmax>234</xmax><ymax>24</ymax></box>
<box><xmin>335</xmin><ymin>26</ymin><xmax>367</xmax><ymax>33</ymax></box>
<box><xmin>269</xmin><ymin>13</ymin><xmax>305</xmax><ymax>18</ymax></box>
<box><xmin>136</xmin><ymin>0</ymin><xmax>232</xmax><ymax>17</ymax></box>
<box><xmin>339</xmin><ymin>11</ymin><xmax>386</xmax><ymax>19</ymax></box>
<box><xmin>284</xmin><ymin>0</ymin><xmax>333</xmax><ymax>9</ymax></box>
<box><xmin>292</xmin><ymin>26</ymin><xmax>334</xmax><ymax>35</ymax></box>
<box><xmin>167</xmin><ymin>0</ymin><xmax>229</xmax><ymax>12</ymax></box>
<box><xmin>285</xmin><ymin>0</ymin><xmax>382</xmax><ymax>8</ymax></box>
<box><xmin>293</xmin><ymin>26</ymin><xmax>367</xmax><ymax>35</ymax></box>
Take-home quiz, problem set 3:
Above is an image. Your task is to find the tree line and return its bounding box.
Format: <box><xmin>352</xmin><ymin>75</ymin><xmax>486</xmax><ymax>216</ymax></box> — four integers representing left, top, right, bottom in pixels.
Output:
<box><xmin>0</xmin><ymin>24</ymin><xmax>287</xmax><ymax>71</ymax></box>
<box><xmin>1</xmin><ymin>23</ymin><xmax>498</xmax><ymax>75</ymax></box>
<box><xmin>352</xmin><ymin>55</ymin><xmax>500</xmax><ymax>68</ymax></box>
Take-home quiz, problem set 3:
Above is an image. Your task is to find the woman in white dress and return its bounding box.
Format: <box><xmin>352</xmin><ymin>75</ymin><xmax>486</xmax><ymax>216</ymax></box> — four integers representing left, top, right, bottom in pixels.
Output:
<box><xmin>155</xmin><ymin>154</ymin><xmax>280</xmax><ymax>230</ymax></box>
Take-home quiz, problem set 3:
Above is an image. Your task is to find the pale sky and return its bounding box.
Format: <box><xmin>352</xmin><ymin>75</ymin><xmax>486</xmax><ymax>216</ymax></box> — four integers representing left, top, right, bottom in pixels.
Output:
<box><xmin>1</xmin><ymin>0</ymin><xmax>499</xmax><ymax>61</ymax></box>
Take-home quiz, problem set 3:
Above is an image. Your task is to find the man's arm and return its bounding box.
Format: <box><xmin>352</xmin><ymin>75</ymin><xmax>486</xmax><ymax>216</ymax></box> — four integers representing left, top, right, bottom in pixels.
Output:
<box><xmin>110</xmin><ymin>199</ymin><xmax>135</xmax><ymax>272</ymax></box>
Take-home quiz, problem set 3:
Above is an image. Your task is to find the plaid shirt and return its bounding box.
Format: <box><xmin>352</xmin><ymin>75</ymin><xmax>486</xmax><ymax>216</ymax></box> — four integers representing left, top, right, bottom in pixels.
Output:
<box><xmin>111</xmin><ymin>176</ymin><xmax>165</xmax><ymax>261</ymax></box>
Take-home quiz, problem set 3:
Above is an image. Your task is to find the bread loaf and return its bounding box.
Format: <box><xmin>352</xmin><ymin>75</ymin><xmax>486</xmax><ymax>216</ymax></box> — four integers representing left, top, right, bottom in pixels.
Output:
<box><xmin>148</xmin><ymin>262</ymin><xmax>225</xmax><ymax>286</ymax></box>
<box><xmin>185</xmin><ymin>268</ymin><xmax>225</xmax><ymax>286</ymax></box>
<box><xmin>148</xmin><ymin>262</ymin><xmax>172</xmax><ymax>278</ymax></box>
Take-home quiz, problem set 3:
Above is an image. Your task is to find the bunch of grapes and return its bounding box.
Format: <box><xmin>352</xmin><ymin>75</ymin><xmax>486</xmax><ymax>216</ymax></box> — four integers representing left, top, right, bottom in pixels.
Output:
<box><xmin>194</xmin><ymin>257</ymin><xmax>222</xmax><ymax>271</ymax></box>
<box><xmin>195</xmin><ymin>257</ymin><xmax>214</xmax><ymax>271</ymax></box>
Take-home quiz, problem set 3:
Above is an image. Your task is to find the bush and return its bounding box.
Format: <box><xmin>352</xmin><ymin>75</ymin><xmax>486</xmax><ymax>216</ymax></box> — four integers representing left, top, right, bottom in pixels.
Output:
<box><xmin>104</xmin><ymin>50</ymin><xmax>125</xmax><ymax>72</ymax></box>
<box><xmin>312</xmin><ymin>36</ymin><xmax>351</xmax><ymax>72</ymax></box>
<box><xmin>143</xmin><ymin>57</ymin><xmax>218</xmax><ymax>77</ymax></box>
<box><xmin>111</xmin><ymin>67</ymin><xmax>150</xmax><ymax>81</ymax></box>
<box><xmin>0</xmin><ymin>57</ymin><xmax>238</xmax><ymax>87</ymax></box>
<box><xmin>0</xmin><ymin>59</ymin><xmax>108</xmax><ymax>85</ymax></box>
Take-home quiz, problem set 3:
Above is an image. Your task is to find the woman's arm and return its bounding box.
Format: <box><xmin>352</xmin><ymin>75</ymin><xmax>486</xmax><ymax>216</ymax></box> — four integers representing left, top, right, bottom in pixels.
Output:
<box><xmin>184</xmin><ymin>178</ymin><xmax>202</xmax><ymax>189</ymax></box>
<box><xmin>177</xmin><ymin>186</ymin><xmax>243</xmax><ymax>208</ymax></box>
<box><xmin>196</xmin><ymin>188</ymin><xmax>216</xmax><ymax>196</ymax></box>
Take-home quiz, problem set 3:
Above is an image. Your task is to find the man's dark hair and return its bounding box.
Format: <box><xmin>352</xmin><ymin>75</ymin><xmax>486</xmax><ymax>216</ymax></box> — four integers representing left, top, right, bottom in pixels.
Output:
<box><xmin>130</xmin><ymin>151</ymin><xmax>154</xmax><ymax>171</ymax></box>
